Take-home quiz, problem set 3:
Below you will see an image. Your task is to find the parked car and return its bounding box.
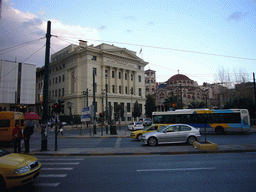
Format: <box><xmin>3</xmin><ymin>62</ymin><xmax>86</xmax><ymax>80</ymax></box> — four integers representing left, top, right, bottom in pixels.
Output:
<box><xmin>0</xmin><ymin>149</ymin><xmax>41</xmax><ymax>189</ymax></box>
<box><xmin>139</xmin><ymin>118</ymin><xmax>152</xmax><ymax>126</ymax></box>
<box><xmin>130</xmin><ymin>124</ymin><xmax>168</xmax><ymax>141</ymax></box>
<box><xmin>141</xmin><ymin>124</ymin><xmax>201</xmax><ymax>146</ymax></box>
<box><xmin>128</xmin><ymin>122</ymin><xmax>144</xmax><ymax>131</ymax></box>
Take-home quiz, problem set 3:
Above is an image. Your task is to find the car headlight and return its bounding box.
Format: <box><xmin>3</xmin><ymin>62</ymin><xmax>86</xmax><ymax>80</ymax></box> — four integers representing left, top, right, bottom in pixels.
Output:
<box><xmin>15</xmin><ymin>166</ymin><xmax>30</xmax><ymax>174</ymax></box>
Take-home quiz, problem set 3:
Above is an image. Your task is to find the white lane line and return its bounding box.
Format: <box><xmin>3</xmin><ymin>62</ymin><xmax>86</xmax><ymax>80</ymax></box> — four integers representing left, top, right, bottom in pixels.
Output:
<box><xmin>34</xmin><ymin>183</ymin><xmax>60</xmax><ymax>187</ymax></box>
<box><xmin>137</xmin><ymin>167</ymin><xmax>216</xmax><ymax>172</ymax></box>
<box><xmin>37</xmin><ymin>158</ymin><xmax>84</xmax><ymax>161</ymax></box>
<box><xmin>114</xmin><ymin>138</ymin><xmax>122</xmax><ymax>148</ymax></box>
<box><xmin>42</xmin><ymin>168</ymin><xmax>74</xmax><ymax>171</ymax></box>
<box><xmin>42</xmin><ymin>162</ymin><xmax>80</xmax><ymax>165</ymax></box>
<box><xmin>39</xmin><ymin>174</ymin><xmax>67</xmax><ymax>178</ymax></box>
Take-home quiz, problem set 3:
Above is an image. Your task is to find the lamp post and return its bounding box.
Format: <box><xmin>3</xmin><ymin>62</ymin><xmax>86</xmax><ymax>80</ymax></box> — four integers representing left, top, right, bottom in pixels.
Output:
<box><xmin>204</xmin><ymin>89</ymin><xmax>209</xmax><ymax>108</ymax></box>
<box><xmin>180</xmin><ymin>84</ymin><xmax>182</xmax><ymax>108</ymax></box>
<box><xmin>105</xmin><ymin>70</ymin><xmax>108</xmax><ymax>134</ymax></box>
<box><xmin>130</xmin><ymin>88</ymin><xmax>133</xmax><ymax>122</ymax></box>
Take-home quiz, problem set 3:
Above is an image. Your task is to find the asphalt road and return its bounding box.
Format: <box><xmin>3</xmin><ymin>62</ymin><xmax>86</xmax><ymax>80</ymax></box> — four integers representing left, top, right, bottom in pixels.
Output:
<box><xmin>26</xmin><ymin>131</ymin><xmax>256</xmax><ymax>150</ymax></box>
<box><xmin>7</xmin><ymin>152</ymin><xmax>256</xmax><ymax>192</ymax></box>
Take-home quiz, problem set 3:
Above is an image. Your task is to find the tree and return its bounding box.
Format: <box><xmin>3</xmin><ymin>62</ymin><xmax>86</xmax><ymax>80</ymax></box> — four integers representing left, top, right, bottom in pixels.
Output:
<box><xmin>163</xmin><ymin>95</ymin><xmax>182</xmax><ymax>111</ymax></box>
<box><xmin>145</xmin><ymin>95</ymin><xmax>157</xmax><ymax>118</ymax></box>
<box><xmin>188</xmin><ymin>101</ymin><xmax>206</xmax><ymax>109</ymax></box>
<box><xmin>132</xmin><ymin>100</ymin><xmax>142</xmax><ymax>121</ymax></box>
<box><xmin>224</xmin><ymin>97</ymin><xmax>256</xmax><ymax>118</ymax></box>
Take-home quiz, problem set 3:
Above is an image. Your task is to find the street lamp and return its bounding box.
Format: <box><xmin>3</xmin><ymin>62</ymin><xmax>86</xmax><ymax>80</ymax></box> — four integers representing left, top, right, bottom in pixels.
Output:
<box><xmin>205</xmin><ymin>89</ymin><xmax>209</xmax><ymax>108</ymax></box>
<box><xmin>180</xmin><ymin>84</ymin><xmax>182</xmax><ymax>108</ymax></box>
<box><xmin>105</xmin><ymin>69</ymin><xmax>108</xmax><ymax>133</ymax></box>
<box><xmin>130</xmin><ymin>88</ymin><xmax>133</xmax><ymax>122</ymax></box>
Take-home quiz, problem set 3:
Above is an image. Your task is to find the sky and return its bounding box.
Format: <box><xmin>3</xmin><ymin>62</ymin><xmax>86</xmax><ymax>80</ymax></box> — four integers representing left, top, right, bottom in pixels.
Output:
<box><xmin>0</xmin><ymin>0</ymin><xmax>256</xmax><ymax>85</ymax></box>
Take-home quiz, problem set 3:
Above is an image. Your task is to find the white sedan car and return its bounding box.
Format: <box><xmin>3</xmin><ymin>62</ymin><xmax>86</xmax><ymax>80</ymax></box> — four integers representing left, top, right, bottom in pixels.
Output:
<box><xmin>128</xmin><ymin>122</ymin><xmax>144</xmax><ymax>131</ymax></box>
<box><xmin>141</xmin><ymin>124</ymin><xmax>201</xmax><ymax>146</ymax></box>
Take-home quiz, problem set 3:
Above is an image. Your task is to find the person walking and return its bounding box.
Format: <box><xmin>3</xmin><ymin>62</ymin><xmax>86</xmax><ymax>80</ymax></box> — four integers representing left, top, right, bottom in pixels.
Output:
<box><xmin>12</xmin><ymin>123</ymin><xmax>23</xmax><ymax>153</ymax></box>
<box><xmin>23</xmin><ymin>122</ymin><xmax>34</xmax><ymax>153</ymax></box>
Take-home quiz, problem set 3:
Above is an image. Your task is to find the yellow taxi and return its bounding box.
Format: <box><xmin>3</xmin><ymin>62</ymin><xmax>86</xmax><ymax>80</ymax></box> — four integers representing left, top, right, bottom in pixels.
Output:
<box><xmin>130</xmin><ymin>124</ymin><xmax>168</xmax><ymax>141</ymax></box>
<box><xmin>0</xmin><ymin>149</ymin><xmax>41</xmax><ymax>189</ymax></box>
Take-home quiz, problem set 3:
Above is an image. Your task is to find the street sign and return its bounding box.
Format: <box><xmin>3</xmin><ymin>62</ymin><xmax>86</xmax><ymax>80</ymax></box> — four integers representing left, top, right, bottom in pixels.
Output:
<box><xmin>81</xmin><ymin>107</ymin><xmax>91</xmax><ymax>122</ymax></box>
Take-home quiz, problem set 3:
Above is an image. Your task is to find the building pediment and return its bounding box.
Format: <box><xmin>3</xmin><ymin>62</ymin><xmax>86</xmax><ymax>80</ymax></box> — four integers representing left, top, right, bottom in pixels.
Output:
<box><xmin>95</xmin><ymin>43</ymin><xmax>146</xmax><ymax>63</ymax></box>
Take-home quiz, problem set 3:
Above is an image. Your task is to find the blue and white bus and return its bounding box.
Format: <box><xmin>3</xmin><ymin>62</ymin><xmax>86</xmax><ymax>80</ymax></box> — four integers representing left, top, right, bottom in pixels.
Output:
<box><xmin>152</xmin><ymin>109</ymin><xmax>250</xmax><ymax>134</ymax></box>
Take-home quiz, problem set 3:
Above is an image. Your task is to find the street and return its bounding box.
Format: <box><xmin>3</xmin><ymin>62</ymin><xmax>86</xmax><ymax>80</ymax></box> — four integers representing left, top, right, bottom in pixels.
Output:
<box><xmin>6</xmin><ymin>152</ymin><xmax>256</xmax><ymax>192</ymax></box>
<box><xmin>2</xmin><ymin>128</ymin><xmax>256</xmax><ymax>191</ymax></box>
<box><xmin>26</xmin><ymin>127</ymin><xmax>256</xmax><ymax>150</ymax></box>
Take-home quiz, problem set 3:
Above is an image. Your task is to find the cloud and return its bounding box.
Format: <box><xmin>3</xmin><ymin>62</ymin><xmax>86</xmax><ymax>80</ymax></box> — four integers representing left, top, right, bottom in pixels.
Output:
<box><xmin>227</xmin><ymin>12</ymin><xmax>249</xmax><ymax>22</ymax></box>
<box><xmin>147</xmin><ymin>21</ymin><xmax>155</xmax><ymax>25</ymax></box>
<box><xmin>124</xmin><ymin>16</ymin><xmax>136</xmax><ymax>21</ymax></box>
<box><xmin>0</xmin><ymin>2</ymin><xmax>100</xmax><ymax>67</ymax></box>
<box><xmin>98</xmin><ymin>25</ymin><xmax>106</xmax><ymax>30</ymax></box>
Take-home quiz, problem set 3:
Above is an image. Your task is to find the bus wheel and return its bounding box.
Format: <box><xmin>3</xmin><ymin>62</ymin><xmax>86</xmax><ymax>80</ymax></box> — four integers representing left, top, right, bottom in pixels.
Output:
<box><xmin>215</xmin><ymin>126</ymin><xmax>224</xmax><ymax>135</ymax></box>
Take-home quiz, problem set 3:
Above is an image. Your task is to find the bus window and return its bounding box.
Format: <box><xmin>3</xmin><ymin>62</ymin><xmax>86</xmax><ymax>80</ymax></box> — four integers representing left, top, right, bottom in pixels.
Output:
<box><xmin>0</xmin><ymin>120</ymin><xmax>10</xmax><ymax>128</ymax></box>
<box><xmin>15</xmin><ymin>119</ymin><xmax>19</xmax><ymax>126</ymax></box>
<box><xmin>21</xmin><ymin>119</ymin><xmax>25</xmax><ymax>126</ymax></box>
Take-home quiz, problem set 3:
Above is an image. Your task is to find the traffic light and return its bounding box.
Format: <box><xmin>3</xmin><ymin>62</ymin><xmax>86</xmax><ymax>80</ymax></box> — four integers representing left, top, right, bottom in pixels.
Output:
<box><xmin>53</xmin><ymin>103</ymin><xmax>58</xmax><ymax>113</ymax></box>
<box><xmin>99</xmin><ymin>112</ymin><xmax>103</xmax><ymax>117</ymax></box>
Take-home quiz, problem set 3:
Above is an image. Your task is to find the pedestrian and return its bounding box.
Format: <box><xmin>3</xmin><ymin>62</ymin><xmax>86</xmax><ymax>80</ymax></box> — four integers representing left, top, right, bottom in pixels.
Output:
<box><xmin>23</xmin><ymin>122</ymin><xmax>34</xmax><ymax>153</ymax></box>
<box><xmin>12</xmin><ymin>123</ymin><xmax>23</xmax><ymax>153</ymax></box>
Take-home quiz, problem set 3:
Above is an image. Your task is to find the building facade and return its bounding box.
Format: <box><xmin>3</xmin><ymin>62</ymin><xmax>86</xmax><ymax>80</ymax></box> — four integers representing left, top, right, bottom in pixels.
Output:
<box><xmin>0</xmin><ymin>59</ymin><xmax>36</xmax><ymax>112</ymax></box>
<box><xmin>36</xmin><ymin>41</ymin><xmax>148</xmax><ymax>122</ymax></box>
<box><xmin>155</xmin><ymin>74</ymin><xmax>210</xmax><ymax>110</ymax></box>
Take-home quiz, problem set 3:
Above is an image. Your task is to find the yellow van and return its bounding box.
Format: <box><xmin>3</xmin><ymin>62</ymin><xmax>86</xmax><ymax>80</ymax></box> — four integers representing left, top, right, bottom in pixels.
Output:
<box><xmin>0</xmin><ymin>112</ymin><xmax>25</xmax><ymax>142</ymax></box>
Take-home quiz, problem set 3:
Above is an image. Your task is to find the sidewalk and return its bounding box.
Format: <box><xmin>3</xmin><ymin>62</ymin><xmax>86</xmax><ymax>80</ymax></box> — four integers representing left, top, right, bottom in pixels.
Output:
<box><xmin>26</xmin><ymin>126</ymin><xmax>256</xmax><ymax>156</ymax></box>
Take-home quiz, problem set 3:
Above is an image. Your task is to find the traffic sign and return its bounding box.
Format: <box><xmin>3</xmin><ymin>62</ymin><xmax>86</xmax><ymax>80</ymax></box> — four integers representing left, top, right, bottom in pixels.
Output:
<box><xmin>81</xmin><ymin>107</ymin><xmax>91</xmax><ymax>122</ymax></box>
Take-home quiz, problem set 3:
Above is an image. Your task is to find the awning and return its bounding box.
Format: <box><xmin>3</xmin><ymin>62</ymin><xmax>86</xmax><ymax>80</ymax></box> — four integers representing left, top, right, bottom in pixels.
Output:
<box><xmin>24</xmin><ymin>112</ymin><xmax>41</xmax><ymax>120</ymax></box>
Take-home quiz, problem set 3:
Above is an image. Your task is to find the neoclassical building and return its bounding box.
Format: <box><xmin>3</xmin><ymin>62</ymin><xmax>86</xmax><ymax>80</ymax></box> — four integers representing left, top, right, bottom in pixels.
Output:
<box><xmin>156</xmin><ymin>74</ymin><xmax>210</xmax><ymax>111</ymax></box>
<box><xmin>36</xmin><ymin>41</ymin><xmax>148</xmax><ymax>122</ymax></box>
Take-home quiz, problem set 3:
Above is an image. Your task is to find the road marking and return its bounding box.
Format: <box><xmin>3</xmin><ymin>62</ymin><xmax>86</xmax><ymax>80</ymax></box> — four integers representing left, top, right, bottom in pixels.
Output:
<box><xmin>137</xmin><ymin>167</ymin><xmax>216</xmax><ymax>172</ymax></box>
<box><xmin>39</xmin><ymin>174</ymin><xmax>67</xmax><ymax>178</ymax></box>
<box><xmin>42</xmin><ymin>162</ymin><xmax>80</xmax><ymax>165</ymax></box>
<box><xmin>42</xmin><ymin>168</ymin><xmax>74</xmax><ymax>171</ymax></box>
<box><xmin>34</xmin><ymin>183</ymin><xmax>60</xmax><ymax>187</ymax></box>
<box><xmin>115</xmin><ymin>138</ymin><xmax>122</xmax><ymax>148</ymax></box>
<box><xmin>37</xmin><ymin>158</ymin><xmax>84</xmax><ymax>161</ymax></box>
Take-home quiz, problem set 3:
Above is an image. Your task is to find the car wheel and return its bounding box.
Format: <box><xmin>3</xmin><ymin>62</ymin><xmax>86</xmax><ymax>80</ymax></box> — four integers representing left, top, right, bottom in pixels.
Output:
<box><xmin>137</xmin><ymin>134</ymin><xmax>142</xmax><ymax>141</ymax></box>
<box><xmin>148</xmin><ymin>137</ymin><xmax>157</xmax><ymax>146</ymax></box>
<box><xmin>215</xmin><ymin>126</ymin><xmax>224</xmax><ymax>135</ymax></box>
<box><xmin>0</xmin><ymin>176</ymin><xmax>6</xmax><ymax>190</ymax></box>
<box><xmin>187</xmin><ymin>136</ymin><xmax>197</xmax><ymax>145</ymax></box>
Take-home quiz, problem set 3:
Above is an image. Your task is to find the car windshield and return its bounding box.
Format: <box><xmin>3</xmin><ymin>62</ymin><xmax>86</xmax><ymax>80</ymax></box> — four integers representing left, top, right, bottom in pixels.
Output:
<box><xmin>156</xmin><ymin>125</ymin><xmax>172</xmax><ymax>132</ymax></box>
<box><xmin>145</xmin><ymin>125</ymin><xmax>153</xmax><ymax>130</ymax></box>
<box><xmin>0</xmin><ymin>149</ymin><xmax>10</xmax><ymax>157</ymax></box>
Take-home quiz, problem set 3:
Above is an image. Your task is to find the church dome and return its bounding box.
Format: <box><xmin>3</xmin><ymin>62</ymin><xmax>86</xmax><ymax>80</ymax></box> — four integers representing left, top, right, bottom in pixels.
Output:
<box><xmin>167</xmin><ymin>74</ymin><xmax>191</xmax><ymax>82</ymax></box>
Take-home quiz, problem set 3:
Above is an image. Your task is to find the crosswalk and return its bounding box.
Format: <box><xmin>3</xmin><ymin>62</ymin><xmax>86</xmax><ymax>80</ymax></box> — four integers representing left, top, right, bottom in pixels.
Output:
<box><xmin>33</xmin><ymin>157</ymin><xmax>84</xmax><ymax>188</ymax></box>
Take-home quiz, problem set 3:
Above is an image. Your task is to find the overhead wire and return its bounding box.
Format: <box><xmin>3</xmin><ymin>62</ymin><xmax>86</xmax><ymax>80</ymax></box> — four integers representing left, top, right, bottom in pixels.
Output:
<box><xmin>0</xmin><ymin>37</ymin><xmax>45</xmax><ymax>55</ymax></box>
<box><xmin>21</xmin><ymin>45</ymin><xmax>45</xmax><ymax>63</ymax></box>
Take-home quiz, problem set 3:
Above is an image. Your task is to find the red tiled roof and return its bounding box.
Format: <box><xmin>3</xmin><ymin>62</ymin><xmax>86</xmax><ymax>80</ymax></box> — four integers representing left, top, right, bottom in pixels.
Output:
<box><xmin>167</xmin><ymin>74</ymin><xmax>191</xmax><ymax>82</ymax></box>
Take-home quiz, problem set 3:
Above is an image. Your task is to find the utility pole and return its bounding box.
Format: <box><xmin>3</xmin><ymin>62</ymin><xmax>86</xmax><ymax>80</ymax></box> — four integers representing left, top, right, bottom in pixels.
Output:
<box><xmin>41</xmin><ymin>21</ymin><xmax>51</xmax><ymax>151</ymax></box>
<box><xmin>93</xmin><ymin>68</ymin><xmax>96</xmax><ymax>134</ymax></box>
<box><xmin>253</xmin><ymin>73</ymin><xmax>256</xmax><ymax>104</ymax></box>
<box><xmin>180</xmin><ymin>84</ymin><xmax>182</xmax><ymax>108</ymax></box>
<box><xmin>105</xmin><ymin>70</ymin><xmax>108</xmax><ymax>134</ymax></box>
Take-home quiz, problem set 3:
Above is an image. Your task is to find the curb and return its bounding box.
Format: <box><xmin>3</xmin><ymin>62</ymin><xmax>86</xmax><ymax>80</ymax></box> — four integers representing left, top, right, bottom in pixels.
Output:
<box><xmin>59</xmin><ymin>136</ymin><xmax>130</xmax><ymax>139</ymax></box>
<box><xmin>27</xmin><ymin>148</ymin><xmax>256</xmax><ymax>156</ymax></box>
